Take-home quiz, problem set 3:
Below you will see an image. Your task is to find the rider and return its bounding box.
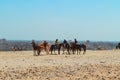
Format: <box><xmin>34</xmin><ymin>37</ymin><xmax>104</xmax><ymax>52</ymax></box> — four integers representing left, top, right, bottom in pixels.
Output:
<box><xmin>54</xmin><ymin>39</ymin><xmax>59</xmax><ymax>48</ymax></box>
<box><xmin>74</xmin><ymin>38</ymin><xmax>78</xmax><ymax>44</ymax></box>
<box><xmin>43</xmin><ymin>40</ymin><xmax>47</xmax><ymax>48</ymax></box>
<box><xmin>63</xmin><ymin>39</ymin><xmax>68</xmax><ymax>48</ymax></box>
<box><xmin>31</xmin><ymin>40</ymin><xmax>35</xmax><ymax>44</ymax></box>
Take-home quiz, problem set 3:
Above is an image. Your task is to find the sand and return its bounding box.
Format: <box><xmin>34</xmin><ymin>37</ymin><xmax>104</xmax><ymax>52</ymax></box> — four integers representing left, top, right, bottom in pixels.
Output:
<box><xmin>0</xmin><ymin>50</ymin><xmax>120</xmax><ymax>80</ymax></box>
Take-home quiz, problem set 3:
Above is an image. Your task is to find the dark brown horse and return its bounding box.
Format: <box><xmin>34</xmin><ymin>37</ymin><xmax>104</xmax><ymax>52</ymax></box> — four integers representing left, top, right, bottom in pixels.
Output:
<box><xmin>31</xmin><ymin>40</ymin><xmax>50</xmax><ymax>56</ymax></box>
<box><xmin>77</xmin><ymin>44</ymin><xmax>86</xmax><ymax>54</ymax></box>
<box><xmin>50</xmin><ymin>42</ymin><xmax>71</xmax><ymax>55</ymax></box>
<box><xmin>50</xmin><ymin>43</ymin><xmax>64</xmax><ymax>55</ymax></box>
<box><xmin>69</xmin><ymin>42</ymin><xmax>86</xmax><ymax>54</ymax></box>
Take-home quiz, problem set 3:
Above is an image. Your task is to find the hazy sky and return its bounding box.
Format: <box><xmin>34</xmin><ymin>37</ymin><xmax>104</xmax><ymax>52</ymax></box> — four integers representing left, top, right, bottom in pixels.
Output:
<box><xmin>0</xmin><ymin>0</ymin><xmax>120</xmax><ymax>41</ymax></box>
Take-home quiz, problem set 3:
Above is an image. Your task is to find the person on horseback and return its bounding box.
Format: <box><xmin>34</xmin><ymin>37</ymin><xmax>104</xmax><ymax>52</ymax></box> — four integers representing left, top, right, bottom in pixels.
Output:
<box><xmin>63</xmin><ymin>39</ymin><xmax>68</xmax><ymax>48</ymax></box>
<box><xmin>54</xmin><ymin>39</ymin><xmax>59</xmax><ymax>48</ymax></box>
<box><xmin>31</xmin><ymin>40</ymin><xmax>35</xmax><ymax>44</ymax></box>
<box><xmin>43</xmin><ymin>40</ymin><xmax>50</xmax><ymax>54</ymax></box>
<box><xmin>43</xmin><ymin>40</ymin><xmax>47</xmax><ymax>48</ymax></box>
<box><xmin>74</xmin><ymin>38</ymin><xmax>78</xmax><ymax>44</ymax></box>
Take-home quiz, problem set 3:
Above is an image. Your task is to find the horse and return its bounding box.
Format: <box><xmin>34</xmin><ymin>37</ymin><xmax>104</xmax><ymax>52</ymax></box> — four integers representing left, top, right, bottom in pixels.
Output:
<box><xmin>50</xmin><ymin>44</ymin><xmax>57</xmax><ymax>54</ymax></box>
<box><xmin>50</xmin><ymin>43</ymin><xmax>64</xmax><ymax>55</ymax></box>
<box><xmin>77</xmin><ymin>44</ymin><xmax>86</xmax><ymax>54</ymax></box>
<box><xmin>69</xmin><ymin>42</ymin><xmax>86</xmax><ymax>54</ymax></box>
<box><xmin>31</xmin><ymin>40</ymin><xmax>40</xmax><ymax>56</ymax></box>
<box><xmin>31</xmin><ymin>40</ymin><xmax>50</xmax><ymax>56</ymax></box>
<box><xmin>50</xmin><ymin>42</ymin><xmax>70</xmax><ymax>55</ymax></box>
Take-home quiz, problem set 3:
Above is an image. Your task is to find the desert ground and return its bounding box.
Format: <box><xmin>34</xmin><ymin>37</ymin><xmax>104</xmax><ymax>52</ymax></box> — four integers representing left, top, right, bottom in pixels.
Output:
<box><xmin>0</xmin><ymin>50</ymin><xmax>120</xmax><ymax>80</ymax></box>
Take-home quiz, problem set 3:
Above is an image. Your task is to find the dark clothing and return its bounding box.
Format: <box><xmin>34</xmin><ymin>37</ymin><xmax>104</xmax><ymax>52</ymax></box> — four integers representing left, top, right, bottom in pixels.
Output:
<box><xmin>63</xmin><ymin>40</ymin><xmax>68</xmax><ymax>44</ymax></box>
<box><xmin>74</xmin><ymin>39</ymin><xmax>78</xmax><ymax>44</ymax></box>
<box><xmin>55</xmin><ymin>40</ymin><xmax>59</xmax><ymax>45</ymax></box>
<box><xmin>63</xmin><ymin>40</ymin><xmax>68</xmax><ymax>48</ymax></box>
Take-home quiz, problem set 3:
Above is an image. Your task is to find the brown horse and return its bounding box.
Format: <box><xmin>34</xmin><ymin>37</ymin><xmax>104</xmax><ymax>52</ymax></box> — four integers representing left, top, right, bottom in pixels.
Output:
<box><xmin>50</xmin><ymin>42</ymin><xmax>71</xmax><ymax>55</ymax></box>
<box><xmin>31</xmin><ymin>40</ymin><xmax>50</xmax><ymax>56</ymax></box>
<box><xmin>39</xmin><ymin>42</ymin><xmax>50</xmax><ymax>54</ymax></box>
<box><xmin>69</xmin><ymin>42</ymin><xmax>86</xmax><ymax>54</ymax></box>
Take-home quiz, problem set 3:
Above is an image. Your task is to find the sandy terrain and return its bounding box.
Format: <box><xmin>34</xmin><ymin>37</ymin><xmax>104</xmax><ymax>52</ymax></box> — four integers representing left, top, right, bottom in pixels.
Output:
<box><xmin>0</xmin><ymin>50</ymin><xmax>120</xmax><ymax>80</ymax></box>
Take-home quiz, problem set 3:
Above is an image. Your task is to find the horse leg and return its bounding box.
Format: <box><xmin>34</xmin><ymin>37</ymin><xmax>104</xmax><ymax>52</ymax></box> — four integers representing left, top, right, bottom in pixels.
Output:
<box><xmin>46</xmin><ymin>47</ymin><xmax>49</xmax><ymax>55</ymax></box>
<box><xmin>58</xmin><ymin>46</ymin><xmax>61</xmax><ymax>55</ymax></box>
<box><xmin>72</xmin><ymin>48</ymin><xmax>75</xmax><ymax>54</ymax></box>
<box><xmin>50</xmin><ymin>47</ymin><xmax>52</xmax><ymax>54</ymax></box>
<box><xmin>67</xmin><ymin>48</ymin><xmax>70</xmax><ymax>55</ymax></box>
<box><xmin>77</xmin><ymin>49</ymin><xmax>79</xmax><ymax>55</ymax></box>
<box><xmin>79</xmin><ymin>48</ymin><xmax>81</xmax><ymax>54</ymax></box>
<box><xmin>37</xmin><ymin>50</ymin><xmax>39</xmax><ymax>56</ymax></box>
<box><xmin>50</xmin><ymin>48</ymin><xmax>53</xmax><ymax>55</ymax></box>
<box><xmin>77</xmin><ymin>47</ymin><xmax>80</xmax><ymax>55</ymax></box>
<box><xmin>58</xmin><ymin>48</ymin><xmax>60</xmax><ymax>55</ymax></box>
<box><xmin>73</xmin><ymin>50</ymin><xmax>75</xmax><ymax>54</ymax></box>
<box><xmin>50</xmin><ymin>46</ymin><xmax>53</xmax><ymax>55</ymax></box>
<box><xmin>67</xmin><ymin>46</ymin><xmax>71</xmax><ymax>55</ymax></box>
<box><xmin>37</xmin><ymin>49</ymin><xmax>41</xmax><ymax>56</ymax></box>
<box><xmin>83</xmin><ymin>48</ymin><xmax>86</xmax><ymax>54</ymax></box>
<box><xmin>63</xmin><ymin>47</ymin><xmax>65</xmax><ymax>54</ymax></box>
<box><xmin>39</xmin><ymin>51</ymin><xmax>41</xmax><ymax>55</ymax></box>
<box><xmin>73</xmin><ymin>48</ymin><xmax>76</xmax><ymax>54</ymax></box>
<box><xmin>34</xmin><ymin>50</ymin><xmax>36</xmax><ymax>56</ymax></box>
<box><xmin>53</xmin><ymin>46</ymin><xmax>56</xmax><ymax>54</ymax></box>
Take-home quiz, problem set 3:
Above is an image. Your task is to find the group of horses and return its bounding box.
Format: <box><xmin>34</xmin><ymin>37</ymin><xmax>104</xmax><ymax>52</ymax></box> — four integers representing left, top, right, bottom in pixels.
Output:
<box><xmin>31</xmin><ymin>40</ymin><xmax>86</xmax><ymax>56</ymax></box>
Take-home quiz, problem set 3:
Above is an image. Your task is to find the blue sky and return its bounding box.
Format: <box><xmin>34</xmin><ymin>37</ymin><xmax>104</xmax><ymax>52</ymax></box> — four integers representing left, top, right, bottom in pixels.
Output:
<box><xmin>0</xmin><ymin>0</ymin><xmax>120</xmax><ymax>41</ymax></box>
